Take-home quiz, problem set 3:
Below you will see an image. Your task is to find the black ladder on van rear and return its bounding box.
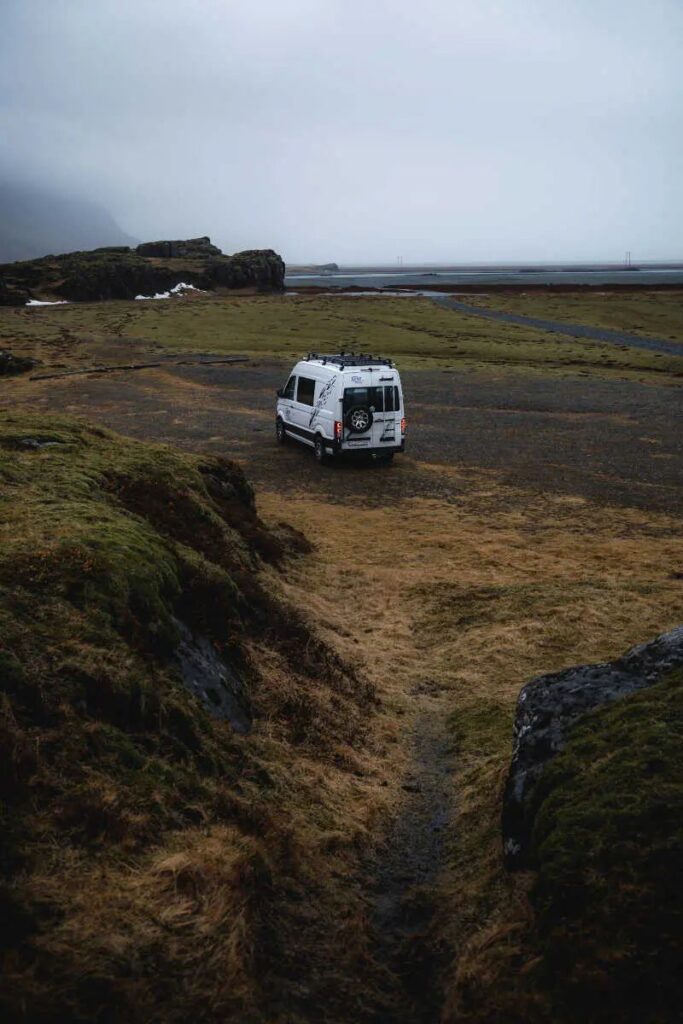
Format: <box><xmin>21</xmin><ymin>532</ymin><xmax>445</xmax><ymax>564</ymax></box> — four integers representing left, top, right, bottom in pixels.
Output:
<box><xmin>380</xmin><ymin>413</ymin><xmax>397</xmax><ymax>443</ymax></box>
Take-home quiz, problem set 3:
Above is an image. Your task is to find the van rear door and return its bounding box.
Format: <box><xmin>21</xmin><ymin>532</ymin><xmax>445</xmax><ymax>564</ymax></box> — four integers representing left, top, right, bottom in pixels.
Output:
<box><xmin>369</xmin><ymin>380</ymin><xmax>399</xmax><ymax>448</ymax></box>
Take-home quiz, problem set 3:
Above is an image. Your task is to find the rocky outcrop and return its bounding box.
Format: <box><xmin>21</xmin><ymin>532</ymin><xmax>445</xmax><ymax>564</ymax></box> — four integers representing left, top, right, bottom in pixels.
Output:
<box><xmin>0</xmin><ymin>240</ymin><xmax>285</xmax><ymax>305</ymax></box>
<box><xmin>502</xmin><ymin>626</ymin><xmax>683</xmax><ymax>867</ymax></box>
<box><xmin>136</xmin><ymin>236</ymin><xmax>222</xmax><ymax>258</ymax></box>
<box><xmin>201</xmin><ymin>249</ymin><xmax>285</xmax><ymax>291</ymax></box>
<box><xmin>0</xmin><ymin>350</ymin><xmax>38</xmax><ymax>375</ymax></box>
<box><xmin>0</xmin><ymin>279</ymin><xmax>30</xmax><ymax>306</ymax></box>
<box><xmin>174</xmin><ymin>619</ymin><xmax>252</xmax><ymax>734</ymax></box>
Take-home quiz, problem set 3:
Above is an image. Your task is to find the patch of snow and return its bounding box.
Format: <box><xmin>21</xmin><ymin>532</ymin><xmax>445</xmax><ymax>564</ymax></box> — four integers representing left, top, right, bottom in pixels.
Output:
<box><xmin>170</xmin><ymin>282</ymin><xmax>200</xmax><ymax>294</ymax></box>
<box><xmin>26</xmin><ymin>299</ymin><xmax>68</xmax><ymax>307</ymax></box>
<box><xmin>134</xmin><ymin>282</ymin><xmax>201</xmax><ymax>301</ymax></box>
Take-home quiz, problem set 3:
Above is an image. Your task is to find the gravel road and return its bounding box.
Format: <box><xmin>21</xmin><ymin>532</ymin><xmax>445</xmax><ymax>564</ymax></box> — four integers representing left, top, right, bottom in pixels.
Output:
<box><xmin>434</xmin><ymin>297</ymin><xmax>683</xmax><ymax>356</ymax></box>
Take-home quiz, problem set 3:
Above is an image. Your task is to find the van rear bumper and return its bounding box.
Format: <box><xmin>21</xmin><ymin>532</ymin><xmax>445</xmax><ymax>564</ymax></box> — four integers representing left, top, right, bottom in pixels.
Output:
<box><xmin>333</xmin><ymin>441</ymin><xmax>404</xmax><ymax>457</ymax></box>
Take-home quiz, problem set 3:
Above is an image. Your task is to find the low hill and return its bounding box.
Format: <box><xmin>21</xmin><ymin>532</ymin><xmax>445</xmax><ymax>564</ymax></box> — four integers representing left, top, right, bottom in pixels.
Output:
<box><xmin>0</xmin><ymin>412</ymin><xmax>376</xmax><ymax>1023</ymax></box>
<box><xmin>0</xmin><ymin>181</ymin><xmax>137</xmax><ymax>264</ymax></box>
<box><xmin>0</xmin><ymin>238</ymin><xmax>285</xmax><ymax>305</ymax></box>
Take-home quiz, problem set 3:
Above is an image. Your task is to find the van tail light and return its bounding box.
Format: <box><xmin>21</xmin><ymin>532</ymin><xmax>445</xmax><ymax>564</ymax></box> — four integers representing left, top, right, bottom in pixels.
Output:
<box><xmin>335</xmin><ymin>420</ymin><xmax>343</xmax><ymax>440</ymax></box>
<box><xmin>401</xmin><ymin>417</ymin><xmax>406</xmax><ymax>435</ymax></box>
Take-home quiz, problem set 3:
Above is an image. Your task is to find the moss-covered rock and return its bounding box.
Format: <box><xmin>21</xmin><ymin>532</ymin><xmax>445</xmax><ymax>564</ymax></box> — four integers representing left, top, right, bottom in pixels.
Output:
<box><xmin>0</xmin><ymin>240</ymin><xmax>285</xmax><ymax>304</ymax></box>
<box><xmin>136</xmin><ymin>236</ymin><xmax>222</xmax><ymax>258</ymax></box>
<box><xmin>503</xmin><ymin>627</ymin><xmax>683</xmax><ymax>866</ymax></box>
<box><xmin>526</xmin><ymin>670</ymin><xmax>683</xmax><ymax>1023</ymax></box>
<box><xmin>0</xmin><ymin>411</ymin><xmax>372</xmax><ymax>1023</ymax></box>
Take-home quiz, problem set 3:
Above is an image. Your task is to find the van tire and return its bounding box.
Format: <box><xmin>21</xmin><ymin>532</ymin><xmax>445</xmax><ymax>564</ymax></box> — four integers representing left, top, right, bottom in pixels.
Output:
<box><xmin>276</xmin><ymin>418</ymin><xmax>287</xmax><ymax>444</ymax></box>
<box><xmin>346</xmin><ymin>406</ymin><xmax>373</xmax><ymax>434</ymax></box>
<box><xmin>314</xmin><ymin>435</ymin><xmax>327</xmax><ymax>463</ymax></box>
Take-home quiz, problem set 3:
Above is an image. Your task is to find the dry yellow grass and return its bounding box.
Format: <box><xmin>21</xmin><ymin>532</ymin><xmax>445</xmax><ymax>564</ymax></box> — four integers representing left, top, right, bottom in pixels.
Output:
<box><xmin>258</xmin><ymin>469</ymin><xmax>683</xmax><ymax>1020</ymax></box>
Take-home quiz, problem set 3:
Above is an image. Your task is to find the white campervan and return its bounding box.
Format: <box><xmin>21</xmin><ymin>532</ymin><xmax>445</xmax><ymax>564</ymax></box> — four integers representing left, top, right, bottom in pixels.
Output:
<box><xmin>275</xmin><ymin>352</ymin><xmax>406</xmax><ymax>463</ymax></box>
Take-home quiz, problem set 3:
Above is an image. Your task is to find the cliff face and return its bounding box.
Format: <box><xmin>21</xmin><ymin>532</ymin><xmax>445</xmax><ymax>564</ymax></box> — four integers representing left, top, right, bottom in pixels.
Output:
<box><xmin>0</xmin><ymin>238</ymin><xmax>285</xmax><ymax>305</ymax></box>
<box><xmin>136</xmin><ymin>236</ymin><xmax>222</xmax><ymax>258</ymax></box>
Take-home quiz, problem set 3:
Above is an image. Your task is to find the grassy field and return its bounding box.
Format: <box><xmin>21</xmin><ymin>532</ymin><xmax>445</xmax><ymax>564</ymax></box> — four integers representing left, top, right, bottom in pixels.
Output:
<box><xmin>465</xmin><ymin>289</ymin><xmax>683</xmax><ymax>345</ymax></box>
<box><xmin>3</xmin><ymin>291</ymin><xmax>683</xmax><ymax>381</ymax></box>
<box><xmin>2</xmin><ymin>288</ymin><xmax>683</xmax><ymax>1021</ymax></box>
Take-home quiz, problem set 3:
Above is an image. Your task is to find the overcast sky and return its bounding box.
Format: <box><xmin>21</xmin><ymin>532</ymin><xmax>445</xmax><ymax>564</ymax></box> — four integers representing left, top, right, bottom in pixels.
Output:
<box><xmin>1</xmin><ymin>0</ymin><xmax>682</xmax><ymax>263</ymax></box>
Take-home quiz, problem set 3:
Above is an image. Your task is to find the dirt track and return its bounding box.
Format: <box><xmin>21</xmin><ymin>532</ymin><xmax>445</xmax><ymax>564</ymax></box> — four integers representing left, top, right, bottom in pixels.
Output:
<box><xmin>434</xmin><ymin>296</ymin><xmax>683</xmax><ymax>356</ymax></box>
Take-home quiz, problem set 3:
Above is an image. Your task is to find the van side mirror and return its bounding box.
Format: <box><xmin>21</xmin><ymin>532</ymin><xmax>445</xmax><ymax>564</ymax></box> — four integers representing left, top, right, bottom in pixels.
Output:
<box><xmin>276</xmin><ymin>388</ymin><xmax>283</xmax><ymax>398</ymax></box>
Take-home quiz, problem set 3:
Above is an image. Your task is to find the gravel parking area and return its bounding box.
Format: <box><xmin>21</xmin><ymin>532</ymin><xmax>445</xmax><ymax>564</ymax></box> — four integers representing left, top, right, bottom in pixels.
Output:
<box><xmin>6</xmin><ymin>358</ymin><xmax>682</xmax><ymax>515</ymax></box>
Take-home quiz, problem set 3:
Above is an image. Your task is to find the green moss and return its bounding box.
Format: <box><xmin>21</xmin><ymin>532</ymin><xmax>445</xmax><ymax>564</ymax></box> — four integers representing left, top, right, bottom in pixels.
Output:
<box><xmin>0</xmin><ymin>413</ymin><xmax>262</xmax><ymax>851</ymax></box>
<box><xmin>0</xmin><ymin>410</ymin><xmax>376</xmax><ymax>1023</ymax></box>
<box><xmin>528</xmin><ymin>670</ymin><xmax>683</xmax><ymax>1023</ymax></box>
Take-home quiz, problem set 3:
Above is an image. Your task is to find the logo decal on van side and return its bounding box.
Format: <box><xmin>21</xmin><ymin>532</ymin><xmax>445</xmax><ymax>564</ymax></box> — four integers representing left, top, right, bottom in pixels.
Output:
<box><xmin>308</xmin><ymin>375</ymin><xmax>337</xmax><ymax>429</ymax></box>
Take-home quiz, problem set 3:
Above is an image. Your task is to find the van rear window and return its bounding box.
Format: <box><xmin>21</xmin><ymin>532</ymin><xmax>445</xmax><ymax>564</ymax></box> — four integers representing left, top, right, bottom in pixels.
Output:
<box><xmin>344</xmin><ymin>387</ymin><xmax>371</xmax><ymax>409</ymax></box>
<box><xmin>344</xmin><ymin>385</ymin><xmax>400</xmax><ymax>412</ymax></box>
<box><xmin>343</xmin><ymin>386</ymin><xmax>387</xmax><ymax>411</ymax></box>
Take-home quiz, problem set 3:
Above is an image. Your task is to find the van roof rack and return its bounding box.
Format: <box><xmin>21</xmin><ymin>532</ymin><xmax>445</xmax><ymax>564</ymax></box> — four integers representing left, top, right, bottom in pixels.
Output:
<box><xmin>304</xmin><ymin>351</ymin><xmax>394</xmax><ymax>368</ymax></box>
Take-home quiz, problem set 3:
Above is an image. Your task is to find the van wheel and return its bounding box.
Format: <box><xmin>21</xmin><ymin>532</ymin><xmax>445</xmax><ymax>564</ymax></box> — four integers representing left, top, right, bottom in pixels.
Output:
<box><xmin>314</xmin><ymin>436</ymin><xmax>327</xmax><ymax>463</ymax></box>
<box><xmin>276</xmin><ymin>418</ymin><xmax>287</xmax><ymax>444</ymax></box>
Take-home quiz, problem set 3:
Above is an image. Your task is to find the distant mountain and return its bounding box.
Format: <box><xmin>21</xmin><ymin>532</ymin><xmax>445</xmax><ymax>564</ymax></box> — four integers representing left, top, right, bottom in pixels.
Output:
<box><xmin>0</xmin><ymin>180</ymin><xmax>137</xmax><ymax>263</ymax></box>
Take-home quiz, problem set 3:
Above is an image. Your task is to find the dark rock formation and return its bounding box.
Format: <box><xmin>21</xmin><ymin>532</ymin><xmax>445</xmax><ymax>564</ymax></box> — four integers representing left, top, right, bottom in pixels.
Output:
<box><xmin>0</xmin><ymin>241</ymin><xmax>285</xmax><ymax>305</ymax></box>
<box><xmin>0</xmin><ymin>279</ymin><xmax>30</xmax><ymax>306</ymax></box>
<box><xmin>502</xmin><ymin>626</ymin><xmax>683</xmax><ymax>867</ymax></box>
<box><xmin>200</xmin><ymin>249</ymin><xmax>285</xmax><ymax>291</ymax></box>
<box><xmin>174</xmin><ymin>619</ymin><xmax>252</xmax><ymax>733</ymax></box>
<box><xmin>0</xmin><ymin>350</ymin><xmax>38</xmax><ymax>375</ymax></box>
<box><xmin>136</xmin><ymin>236</ymin><xmax>222</xmax><ymax>258</ymax></box>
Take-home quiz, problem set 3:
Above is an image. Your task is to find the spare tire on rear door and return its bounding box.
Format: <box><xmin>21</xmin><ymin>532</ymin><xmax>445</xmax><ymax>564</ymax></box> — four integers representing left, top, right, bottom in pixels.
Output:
<box><xmin>345</xmin><ymin>406</ymin><xmax>373</xmax><ymax>434</ymax></box>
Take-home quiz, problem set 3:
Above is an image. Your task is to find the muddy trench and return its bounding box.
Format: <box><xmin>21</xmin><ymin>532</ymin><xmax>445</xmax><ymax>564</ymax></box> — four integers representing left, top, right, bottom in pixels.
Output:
<box><xmin>368</xmin><ymin>700</ymin><xmax>454</xmax><ymax>1024</ymax></box>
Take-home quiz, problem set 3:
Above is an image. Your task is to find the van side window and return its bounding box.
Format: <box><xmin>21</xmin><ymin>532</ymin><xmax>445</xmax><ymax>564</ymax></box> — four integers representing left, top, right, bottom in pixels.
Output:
<box><xmin>282</xmin><ymin>376</ymin><xmax>296</xmax><ymax>400</ymax></box>
<box><xmin>296</xmin><ymin>376</ymin><xmax>316</xmax><ymax>406</ymax></box>
<box><xmin>394</xmin><ymin>386</ymin><xmax>401</xmax><ymax>410</ymax></box>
